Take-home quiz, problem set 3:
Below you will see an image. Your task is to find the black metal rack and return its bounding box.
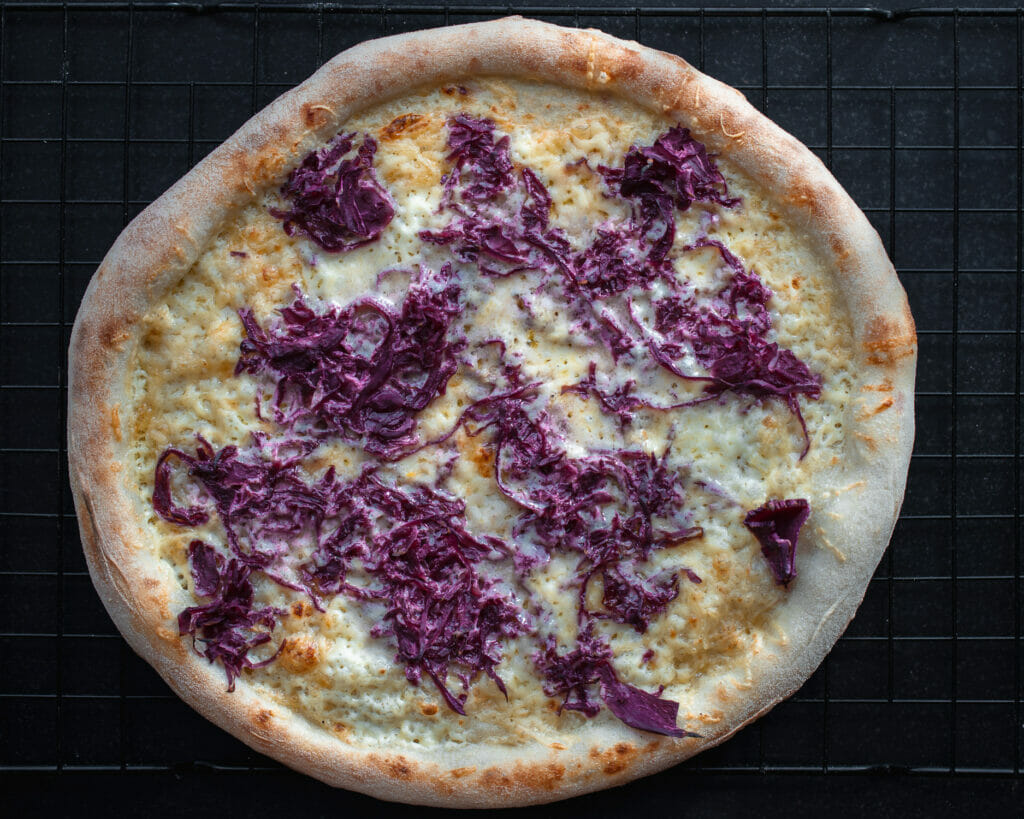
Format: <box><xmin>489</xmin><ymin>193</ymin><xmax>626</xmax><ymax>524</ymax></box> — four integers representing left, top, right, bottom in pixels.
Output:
<box><xmin>1</xmin><ymin>2</ymin><xmax>1022</xmax><ymax>810</ymax></box>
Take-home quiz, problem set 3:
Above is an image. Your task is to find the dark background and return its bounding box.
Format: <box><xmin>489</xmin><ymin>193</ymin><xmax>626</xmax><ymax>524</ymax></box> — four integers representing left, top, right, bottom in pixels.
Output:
<box><xmin>1</xmin><ymin>2</ymin><xmax>1022</xmax><ymax>815</ymax></box>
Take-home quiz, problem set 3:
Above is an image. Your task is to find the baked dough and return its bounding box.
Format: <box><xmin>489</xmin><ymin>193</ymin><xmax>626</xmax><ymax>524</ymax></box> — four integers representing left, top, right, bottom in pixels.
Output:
<box><xmin>68</xmin><ymin>18</ymin><xmax>915</xmax><ymax>807</ymax></box>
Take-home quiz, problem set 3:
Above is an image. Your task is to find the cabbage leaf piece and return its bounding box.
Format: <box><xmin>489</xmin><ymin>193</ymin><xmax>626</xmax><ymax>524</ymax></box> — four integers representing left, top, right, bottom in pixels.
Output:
<box><xmin>743</xmin><ymin>498</ymin><xmax>811</xmax><ymax>586</ymax></box>
<box><xmin>532</xmin><ymin>624</ymin><xmax>696</xmax><ymax>738</ymax></box>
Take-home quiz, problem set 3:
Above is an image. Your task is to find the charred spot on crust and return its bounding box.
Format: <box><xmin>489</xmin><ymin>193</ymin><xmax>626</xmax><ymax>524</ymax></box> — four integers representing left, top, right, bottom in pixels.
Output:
<box><xmin>857</xmin><ymin>396</ymin><xmax>894</xmax><ymax>420</ymax></box>
<box><xmin>589</xmin><ymin>742</ymin><xmax>638</xmax><ymax>776</ymax></box>
<box><xmin>99</xmin><ymin>320</ymin><xmax>129</xmax><ymax>350</ymax></box>
<box><xmin>783</xmin><ymin>179</ymin><xmax>818</xmax><ymax>210</ymax></box>
<box><xmin>855</xmin><ymin>431</ymin><xmax>878</xmax><ymax>450</ymax></box>
<box><xmin>386</xmin><ymin>758</ymin><xmax>413</xmax><ymax>780</ymax></box>
<box><xmin>863</xmin><ymin>311</ymin><xmax>917</xmax><ymax>367</ymax></box>
<box><xmin>528</xmin><ymin>762</ymin><xmax>567</xmax><ymax>791</ymax></box>
<box><xmin>110</xmin><ymin>405</ymin><xmax>122</xmax><ymax>441</ymax></box>
<box><xmin>564</xmin><ymin>53</ymin><xmax>590</xmax><ymax>77</ymax></box>
<box><xmin>828</xmin><ymin>232</ymin><xmax>853</xmax><ymax>262</ymax></box>
<box><xmin>243</xmin><ymin>150</ymin><xmax>290</xmax><ymax>189</ymax></box>
<box><xmin>480</xmin><ymin>768</ymin><xmax>513</xmax><ymax>789</ymax></box>
<box><xmin>605</xmin><ymin>48</ymin><xmax>645</xmax><ymax>84</ymax></box>
<box><xmin>301</xmin><ymin>102</ymin><xmax>332</xmax><ymax>129</ymax></box>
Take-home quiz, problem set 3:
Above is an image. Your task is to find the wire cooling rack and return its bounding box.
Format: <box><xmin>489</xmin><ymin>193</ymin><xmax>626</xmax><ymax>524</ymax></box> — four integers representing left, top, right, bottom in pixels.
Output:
<box><xmin>1</xmin><ymin>0</ymin><xmax>1022</xmax><ymax>804</ymax></box>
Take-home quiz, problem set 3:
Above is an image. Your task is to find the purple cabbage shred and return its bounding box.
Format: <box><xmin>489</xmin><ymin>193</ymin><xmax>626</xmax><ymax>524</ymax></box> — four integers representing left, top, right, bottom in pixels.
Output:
<box><xmin>639</xmin><ymin>239</ymin><xmax>822</xmax><ymax>454</ymax></box>
<box><xmin>299</xmin><ymin>472</ymin><xmax>528</xmax><ymax>714</ymax></box>
<box><xmin>178</xmin><ymin>540</ymin><xmax>284</xmax><ymax>691</ymax></box>
<box><xmin>420</xmin><ymin>116</ymin><xmax>573</xmax><ymax>280</ymax></box>
<box><xmin>353</xmin><ymin>476</ymin><xmax>529</xmax><ymax>714</ymax></box>
<box><xmin>562</xmin><ymin>362</ymin><xmax>704</xmax><ymax>428</ymax></box>
<box><xmin>600</xmin><ymin>126</ymin><xmax>739</xmax><ymax>262</ymax></box>
<box><xmin>463</xmin><ymin>394</ymin><xmax>702</xmax><ymax>633</ymax></box>
<box><xmin>570</xmin><ymin>225</ymin><xmax>668</xmax><ymax>299</ymax></box>
<box><xmin>599</xmin><ymin>564</ymin><xmax>680</xmax><ymax>634</ymax></box>
<box><xmin>235</xmin><ymin>265</ymin><xmax>464</xmax><ymax>459</ymax></box>
<box><xmin>153</xmin><ymin>434</ymin><xmax>322</xmax><ymax>578</ymax></box>
<box><xmin>743</xmin><ymin>498</ymin><xmax>811</xmax><ymax>586</ymax></box>
<box><xmin>533</xmin><ymin>624</ymin><xmax>695</xmax><ymax>738</ymax></box>
<box><xmin>270</xmin><ymin>132</ymin><xmax>394</xmax><ymax>253</ymax></box>
<box><xmin>443</xmin><ymin>114</ymin><xmax>516</xmax><ymax>202</ymax></box>
<box><xmin>156</xmin><ymin>438</ymin><xmax>527</xmax><ymax>711</ymax></box>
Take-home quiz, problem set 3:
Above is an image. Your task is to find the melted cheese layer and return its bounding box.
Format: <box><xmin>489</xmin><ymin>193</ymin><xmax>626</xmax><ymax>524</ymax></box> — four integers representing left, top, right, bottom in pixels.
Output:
<box><xmin>127</xmin><ymin>78</ymin><xmax>855</xmax><ymax>750</ymax></box>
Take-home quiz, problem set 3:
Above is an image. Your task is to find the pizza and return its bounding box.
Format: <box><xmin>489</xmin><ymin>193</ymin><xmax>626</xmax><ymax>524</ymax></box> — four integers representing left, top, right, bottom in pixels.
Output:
<box><xmin>68</xmin><ymin>18</ymin><xmax>915</xmax><ymax>807</ymax></box>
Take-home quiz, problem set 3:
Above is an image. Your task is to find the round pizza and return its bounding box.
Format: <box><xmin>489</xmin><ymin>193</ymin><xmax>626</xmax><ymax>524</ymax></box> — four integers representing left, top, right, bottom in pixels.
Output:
<box><xmin>68</xmin><ymin>18</ymin><xmax>916</xmax><ymax>807</ymax></box>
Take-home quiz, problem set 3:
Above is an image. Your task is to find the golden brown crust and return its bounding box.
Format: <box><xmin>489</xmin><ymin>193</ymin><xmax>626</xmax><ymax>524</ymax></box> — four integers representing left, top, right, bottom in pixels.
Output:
<box><xmin>68</xmin><ymin>18</ymin><xmax>915</xmax><ymax>807</ymax></box>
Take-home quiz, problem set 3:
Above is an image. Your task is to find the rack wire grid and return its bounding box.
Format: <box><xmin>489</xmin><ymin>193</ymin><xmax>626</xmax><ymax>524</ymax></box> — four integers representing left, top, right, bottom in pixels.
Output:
<box><xmin>0</xmin><ymin>0</ymin><xmax>1022</xmax><ymax>791</ymax></box>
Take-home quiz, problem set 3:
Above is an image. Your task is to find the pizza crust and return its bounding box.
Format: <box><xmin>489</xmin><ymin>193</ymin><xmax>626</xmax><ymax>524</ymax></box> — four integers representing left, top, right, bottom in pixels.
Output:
<box><xmin>68</xmin><ymin>18</ymin><xmax>915</xmax><ymax>807</ymax></box>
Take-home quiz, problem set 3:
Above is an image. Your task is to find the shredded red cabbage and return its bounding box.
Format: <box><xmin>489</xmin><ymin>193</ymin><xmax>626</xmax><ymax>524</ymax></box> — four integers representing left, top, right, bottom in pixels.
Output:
<box><xmin>599</xmin><ymin>126</ymin><xmax>739</xmax><ymax>262</ymax></box>
<box><xmin>420</xmin><ymin>115</ymin><xmax>573</xmax><ymax>280</ymax></box>
<box><xmin>744</xmin><ymin>498</ymin><xmax>811</xmax><ymax>586</ymax></box>
<box><xmin>462</xmin><ymin>394</ymin><xmax>701</xmax><ymax>633</ymax></box>
<box><xmin>532</xmin><ymin>623</ymin><xmax>612</xmax><ymax>717</ymax></box>
<box><xmin>568</xmin><ymin>127</ymin><xmax>736</xmax><ymax>295</ymax></box>
<box><xmin>570</xmin><ymin>225</ymin><xmax>669</xmax><ymax>299</ymax></box>
<box><xmin>649</xmin><ymin>240</ymin><xmax>802</xmax><ymax>389</ymax></box>
<box><xmin>178</xmin><ymin>540</ymin><xmax>284</xmax><ymax>691</ymax></box>
<box><xmin>562</xmin><ymin>362</ymin><xmax>704</xmax><ymax>428</ymax></box>
<box><xmin>156</xmin><ymin>437</ymin><xmax>527</xmax><ymax>711</ymax></box>
<box><xmin>599</xmin><ymin>564</ymin><xmax>680</xmax><ymax>633</ymax></box>
<box><xmin>596</xmin><ymin>310</ymin><xmax>640</xmax><ymax>362</ymax></box>
<box><xmin>270</xmin><ymin>132</ymin><xmax>394</xmax><ymax>253</ymax></box>
<box><xmin>352</xmin><ymin>476</ymin><xmax>529</xmax><ymax>714</ymax></box>
<box><xmin>615</xmin><ymin>238</ymin><xmax>822</xmax><ymax>454</ymax></box>
<box><xmin>532</xmin><ymin>623</ymin><xmax>694</xmax><ymax>737</ymax></box>
<box><xmin>236</xmin><ymin>264</ymin><xmax>464</xmax><ymax>459</ymax></box>
<box><xmin>154</xmin><ymin>434</ymin><xmax>322</xmax><ymax>581</ymax></box>
<box><xmin>443</xmin><ymin>114</ymin><xmax>516</xmax><ymax>202</ymax></box>
<box><xmin>157</xmin><ymin>115</ymin><xmax>820</xmax><ymax>738</ymax></box>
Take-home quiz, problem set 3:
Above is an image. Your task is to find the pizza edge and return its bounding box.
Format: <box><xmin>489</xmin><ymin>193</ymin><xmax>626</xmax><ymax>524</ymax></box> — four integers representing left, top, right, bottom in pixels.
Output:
<box><xmin>67</xmin><ymin>18</ymin><xmax>916</xmax><ymax>807</ymax></box>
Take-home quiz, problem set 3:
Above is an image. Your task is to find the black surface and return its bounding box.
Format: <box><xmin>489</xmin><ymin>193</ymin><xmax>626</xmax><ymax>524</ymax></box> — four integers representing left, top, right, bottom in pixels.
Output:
<box><xmin>1</xmin><ymin>3</ymin><xmax>1022</xmax><ymax>814</ymax></box>
<box><xmin>4</xmin><ymin>771</ymin><xmax>1023</xmax><ymax>816</ymax></box>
